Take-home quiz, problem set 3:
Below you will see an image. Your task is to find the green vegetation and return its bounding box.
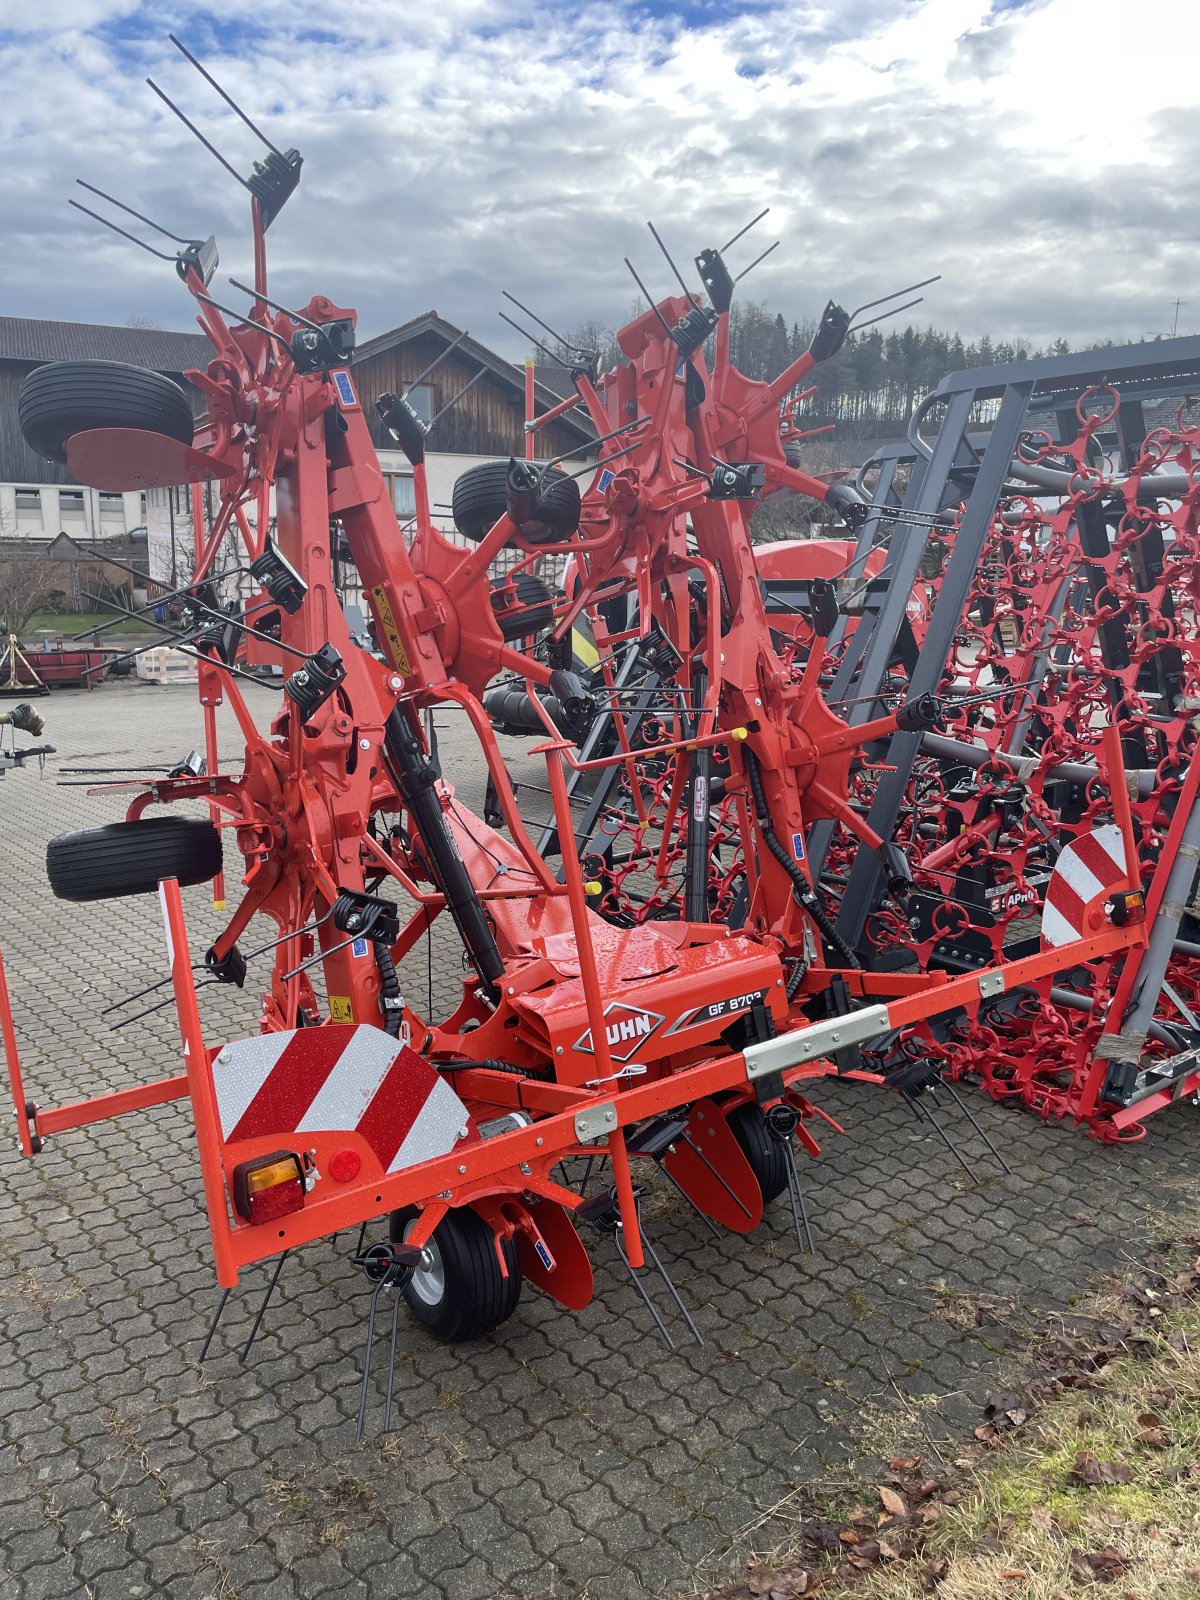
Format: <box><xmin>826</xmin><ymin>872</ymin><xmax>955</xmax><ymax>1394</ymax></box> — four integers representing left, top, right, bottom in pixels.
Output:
<box><xmin>700</xmin><ymin>1233</ymin><xmax>1200</xmax><ymax>1600</ymax></box>
<box><xmin>20</xmin><ymin>611</ymin><xmax>146</xmax><ymax>641</ymax></box>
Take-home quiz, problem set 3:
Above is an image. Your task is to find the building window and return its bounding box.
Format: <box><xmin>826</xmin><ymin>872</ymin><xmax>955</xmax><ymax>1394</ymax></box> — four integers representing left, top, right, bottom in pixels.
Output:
<box><xmin>406</xmin><ymin>384</ymin><xmax>433</xmax><ymax>423</ymax></box>
<box><xmin>392</xmin><ymin>475</ymin><xmax>417</xmax><ymax>520</ymax></box>
<box><xmin>99</xmin><ymin>493</ymin><xmax>125</xmax><ymax>532</ymax></box>
<box><xmin>59</xmin><ymin>490</ymin><xmax>85</xmax><ymax>530</ymax></box>
<box><xmin>15</xmin><ymin>488</ymin><xmax>42</xmax><ymax>531</ymax></box>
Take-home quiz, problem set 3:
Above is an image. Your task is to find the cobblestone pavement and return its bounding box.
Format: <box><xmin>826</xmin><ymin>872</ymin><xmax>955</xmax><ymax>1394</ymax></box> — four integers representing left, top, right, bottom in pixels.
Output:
<box><xmin>1</xmin><ymin>682</ymin><xmax>1197</xmax><ymax>1600</ymax></box>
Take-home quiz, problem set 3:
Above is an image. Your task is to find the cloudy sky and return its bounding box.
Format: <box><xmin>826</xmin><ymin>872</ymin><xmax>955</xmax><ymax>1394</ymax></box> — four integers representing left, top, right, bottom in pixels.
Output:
<box><xmin>1</xmin><ymin>0</ymin><xmax>1194</xmax><ymax>358</ymax></box>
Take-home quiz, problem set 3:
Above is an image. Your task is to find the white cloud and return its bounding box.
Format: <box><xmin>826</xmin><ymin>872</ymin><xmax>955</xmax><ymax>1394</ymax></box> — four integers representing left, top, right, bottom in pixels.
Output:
<box><xmin>0</xmin><ymin>0</ymin><xmax>1194</xmax><ymax>362</ymax></box>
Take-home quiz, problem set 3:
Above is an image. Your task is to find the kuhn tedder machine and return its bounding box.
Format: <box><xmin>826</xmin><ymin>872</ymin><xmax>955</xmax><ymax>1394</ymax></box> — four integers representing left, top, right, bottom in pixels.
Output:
<box><xmin>0</xmin><ymin>41</ymin><xmax>1192</xmax><ymax>1419</ymax></box>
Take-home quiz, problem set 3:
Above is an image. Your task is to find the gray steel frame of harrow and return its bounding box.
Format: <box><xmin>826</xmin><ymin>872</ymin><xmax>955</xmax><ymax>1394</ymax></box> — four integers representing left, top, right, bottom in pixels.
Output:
<box><xmin>821</xmin><ymin>335</ymin><xmax>1200</xmax><ymax>1002</ymax></box>
<box><xmin>825</xmin><ymin>329</ymin><xmax>1200</xmax><ymax>1062</ymax></box>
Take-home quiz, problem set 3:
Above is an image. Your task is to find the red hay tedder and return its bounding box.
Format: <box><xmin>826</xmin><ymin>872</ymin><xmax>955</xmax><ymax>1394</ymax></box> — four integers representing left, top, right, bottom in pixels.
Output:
<box><xmin>2</xmin><ymin>39</ymin><xmax>1194</xmax><ymax>1428</ymax></box>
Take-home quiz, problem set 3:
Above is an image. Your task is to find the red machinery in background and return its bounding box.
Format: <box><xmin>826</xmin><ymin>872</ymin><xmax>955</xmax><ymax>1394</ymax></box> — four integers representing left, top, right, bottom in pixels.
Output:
<box><xmin>0</xmin><ymin>40</ymin><xmax>1156</xmax><ymax>1417</ymax></box>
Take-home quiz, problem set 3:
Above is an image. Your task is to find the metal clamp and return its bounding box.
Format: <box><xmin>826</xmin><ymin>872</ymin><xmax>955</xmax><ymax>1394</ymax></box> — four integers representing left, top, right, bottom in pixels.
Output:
<box><xmin>573</xmin><ymin>1100</ymin><xmax>618</xmax><ymax>1142</ymax></box>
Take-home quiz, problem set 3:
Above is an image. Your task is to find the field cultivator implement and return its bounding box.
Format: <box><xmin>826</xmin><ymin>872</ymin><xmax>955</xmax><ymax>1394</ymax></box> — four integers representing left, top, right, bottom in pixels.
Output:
<box><xmin>0</xmin><ymin>39</ymin><xmax>1180</xmax><ymax>1423</ymax></box>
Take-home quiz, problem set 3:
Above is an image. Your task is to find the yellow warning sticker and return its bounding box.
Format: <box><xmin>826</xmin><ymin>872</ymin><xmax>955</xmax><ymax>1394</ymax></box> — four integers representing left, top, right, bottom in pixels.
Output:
<box><xmin>571</xmin><ymin>625</ymin><xmax>599</xmax><ymax>668</ymax></box>
<box><xmin>329</xmin><ymin>995</ymin><xmax>354</xmax><ymax>1023</ymax></box>
<box><xmin>370</xmin><ymin>585</ymin><xmax>412</xmax><ymax>677</ymax></box>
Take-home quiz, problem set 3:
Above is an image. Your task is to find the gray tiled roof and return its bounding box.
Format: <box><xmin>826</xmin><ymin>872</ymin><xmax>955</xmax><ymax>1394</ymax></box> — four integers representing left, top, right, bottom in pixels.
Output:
<box><xmin>0</xmin><ymin>317</ymin><xmax>212</xmax><ymax>373</ymax></box>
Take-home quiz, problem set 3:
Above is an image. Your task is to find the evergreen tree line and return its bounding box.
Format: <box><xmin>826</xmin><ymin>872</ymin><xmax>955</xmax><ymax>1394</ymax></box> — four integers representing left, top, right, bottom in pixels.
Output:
<box><xmin>551</xmin><ymin>303</ymin><xmax>1084</xmax><ymax>439</ymax></box>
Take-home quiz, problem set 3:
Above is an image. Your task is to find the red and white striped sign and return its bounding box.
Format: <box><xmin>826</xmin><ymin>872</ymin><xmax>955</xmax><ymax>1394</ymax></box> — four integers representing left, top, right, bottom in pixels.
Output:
<box><xmin>1041</xmin><ymin>825</ymin><xmax>1128</xmax><ymax>948</ymax></box>
<box><xmin>211</xmin><ymin>1026</ymin><xmax>469</xmax><ymax>1173</ymax></box>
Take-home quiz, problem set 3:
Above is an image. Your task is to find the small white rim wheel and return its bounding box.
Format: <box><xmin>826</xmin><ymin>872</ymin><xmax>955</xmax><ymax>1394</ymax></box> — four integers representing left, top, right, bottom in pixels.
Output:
<box><xmin>402</xmin><ymin>1219</ymin><xmax>446</xmax><ymax>1307</ymax></box>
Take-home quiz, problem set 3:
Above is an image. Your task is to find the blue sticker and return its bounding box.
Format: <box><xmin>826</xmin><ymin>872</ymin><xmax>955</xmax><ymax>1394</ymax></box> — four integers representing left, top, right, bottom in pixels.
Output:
<box><xmin>351</xmin><ymin>937</ymin><xmax>368</xmax><ymax>957</ymax></box>
<box><xmin>534</xmin><ymin>1239</ymin><xmax>555</xmax><ymax>1270</ymax></box>
<box><xmin>597</xmin><ymin>468</ymin><xmax>614</xmax><ymax>492</ymax></box>
<box><xmin>333</xmin><ymin>369</ymin><xmax>357</xmax><ymax>407</ymax></box>
<box><xmin>792</xmin><ymin>832</ymin><xmax>806</xmax><ymax>862</ymax></box>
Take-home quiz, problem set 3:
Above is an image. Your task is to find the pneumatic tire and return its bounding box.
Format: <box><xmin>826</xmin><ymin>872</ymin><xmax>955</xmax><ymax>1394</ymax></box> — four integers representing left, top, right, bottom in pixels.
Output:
<box><xmin>452</xmin><ymin>461</ymin><xmax>580</xmax><ymax>545</ymax></box>
<box><xmin>18</xmin><ymin>361</ymin><xmax>195</xmax><ymax>465</ymax></box>
<box><xmin>389</xmin><ymin>1206</ymin><xmax>522</xmax><ymax>1342</ymax></box>
<box><xmin>725</xmin><ymin>1102</ymin><xmax>790</xmax><ymax>1204</ymax></box>
<box><xmin>46</xmin><ymin>817</ymin><xmax>223</xmax><ymax>902</ymax></box>
<box><xmin>489</xmin><ymin>572</ymin><xmax>555</xmax><ymax>641</ymax></box>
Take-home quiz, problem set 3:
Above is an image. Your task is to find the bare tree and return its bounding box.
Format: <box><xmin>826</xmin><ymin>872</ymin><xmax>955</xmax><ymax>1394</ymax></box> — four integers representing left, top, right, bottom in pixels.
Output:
<box><xmin>0</xmin><ymin>553</ymin><xmax>61</xmax><ymax>638</ymax></box>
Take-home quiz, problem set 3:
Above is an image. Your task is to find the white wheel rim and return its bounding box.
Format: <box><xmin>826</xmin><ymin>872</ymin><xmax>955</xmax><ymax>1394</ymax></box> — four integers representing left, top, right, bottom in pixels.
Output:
<box><xmin>403</xmin><ymin>1219</ymin><xmax>445</xmax><ymax>1307</ymax></box>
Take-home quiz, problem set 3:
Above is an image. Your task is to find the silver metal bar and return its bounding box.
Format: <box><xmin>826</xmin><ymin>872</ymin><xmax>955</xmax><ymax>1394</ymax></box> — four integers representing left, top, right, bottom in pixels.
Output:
<box><xmin>744</xmin><ymin>1005</ymin><xmax>890</xmax><ymax>1080</ymax></box>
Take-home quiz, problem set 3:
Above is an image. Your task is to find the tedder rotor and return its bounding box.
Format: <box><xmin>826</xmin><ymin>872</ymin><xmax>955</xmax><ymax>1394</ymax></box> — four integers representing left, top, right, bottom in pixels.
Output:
<box><xmin>0</xmin><ymin>39</ymin><xmax>1158</xmax><ymax>1424</ymax></box>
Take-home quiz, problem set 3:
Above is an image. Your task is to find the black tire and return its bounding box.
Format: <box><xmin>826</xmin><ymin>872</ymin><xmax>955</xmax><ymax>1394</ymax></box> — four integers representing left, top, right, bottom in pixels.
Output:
<box><xmin>452</xmin><ymin>461</ymin><xmax>580</xmax><ymax>545</ymax></box>
<box><xmin>725</xmin><ymin>1102</ymin><xmax>790</xmax><ymax>1204</ymax></box>
<box><xmin>46</xmin><ymin>816</ymin><xmax>223</xmax><ymax>903</ymax></box>
<box><xmin>18</xmin><ymin>361</ymin><xmax>194</xmax><ymax>465</ymax></box>
<box><xmin>389</xmin><ymin>1206</ymin><xmax>522</xmax><ymax>1342</ymax></box>
<box><xmin>489</xmin><ymin>573</ymin><xmax>555</xmax><ymax>641</ymax></box>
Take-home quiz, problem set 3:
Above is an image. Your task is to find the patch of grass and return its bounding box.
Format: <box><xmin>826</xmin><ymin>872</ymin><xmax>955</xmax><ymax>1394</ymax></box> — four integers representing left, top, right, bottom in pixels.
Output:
<box><xmin>21</xmin><ymin>610</ymin><xmax>142</xmax><ymax>640</ymax></box>
<box><xmin>267</xmin><ymin>1476</ymin><xmax>310</xmax><ymax>1518</ymax></box>
<box><xmin>320</xmin><ymin>1470</ymin><xmax>380</xmax><ymax>1517</ymax></box>
<box><xmin>929</xmin><ymin>1280</ymin><xmax>1022</xmax><ymax>1333</ymax></box>
<box><xmin>706</xmin><ymin>1247</ymin><xmax>1200</xmax><ymax>1600</ymax></box>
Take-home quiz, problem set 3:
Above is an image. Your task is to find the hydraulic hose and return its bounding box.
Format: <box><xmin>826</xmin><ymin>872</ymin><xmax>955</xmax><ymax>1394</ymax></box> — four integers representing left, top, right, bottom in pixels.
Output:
<box><xmin>383</xmin><ymin>704</ymin><xmax>505</xmax><ymax>1002</ymax></box>
<box><xmin>742</xmin><ymin>747</ymin><xmax>861</xmax><ymax>970</ymax></box>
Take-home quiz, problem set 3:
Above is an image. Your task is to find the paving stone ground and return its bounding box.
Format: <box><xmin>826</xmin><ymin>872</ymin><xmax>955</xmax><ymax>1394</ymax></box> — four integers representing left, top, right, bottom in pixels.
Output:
<box><xmin>0</xmin><ymin>681</ymin><xmax>1197</xmax><ymax>1600</ymax></box>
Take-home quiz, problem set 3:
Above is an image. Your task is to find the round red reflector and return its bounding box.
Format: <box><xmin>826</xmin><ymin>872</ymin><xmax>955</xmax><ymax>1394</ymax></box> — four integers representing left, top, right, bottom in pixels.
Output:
<box><xmin>330</xmin><ymin>1148</ymin><xmax>361</xmax><ymax>1183</ymax></box>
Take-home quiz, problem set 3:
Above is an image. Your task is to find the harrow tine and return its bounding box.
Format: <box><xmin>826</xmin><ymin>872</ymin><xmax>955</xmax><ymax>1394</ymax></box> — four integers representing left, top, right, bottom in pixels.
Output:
<box><xmin>613</xmin><ymin>1227</ymin><xmax>676</xmax><ymax>1350</ymax></box>
<box><xmin>907</xmin><ymin>1093</ymin><xmax>978</xmax><ymax>1184</ymax></box>
<box><xmin>720</xmin><ymin>206</ymin><xmax>770</xmax><ymax>254</ymax></box>
<box><xmin>355</xmin><ymin>1273</ymin><xmax>390</xmax><ymax>1443</ymax></box>
<box><xmin>641</xmin><ymin>1234</ymin><xmax>703</xmax><ymax>1346</ymax></box>
<box><xmin>780</xmin><ymin>1141</ymin><xmax>815</xmax><ymax>1255</ymax></box>
<box><xmin>198</xmin><ymin>1286</ymin><xmax>232</xmax><ymax>1363</ymax></box>
<box><xmin>680</xmin><ymin>1132</ymin><xmax>755</xmax><ymax>1222</ymax></box>
<box><xmin>658</xmin><ymin>1162</ymin><xmax>721</xmax><ymax>1237</ymax></box>
<box><xmin>939</xmin><ymin>1078</ymin><xmax>1013</xmax><ymax>1176</ymax></box>
<box><xmin>382</xmin><ymin>1282</ymin><xmax>404</xmax><ymax>1434</ymax></box>
<box><xmin>238</xmin><ymin>1250</ymin><xmax>288</xmax><ymax>1364</ymax></box>
<box><xmin>734</xmin><ymin>239</ymin><xmax>780</xmax><ymax>283</ymax></box>
<box><xmin>168</xmin><ymin>33</ymin><xmax>285</xmax><ymax>158</ymax></box>
<box><xmin>624</xmin><ymin>256</ymin><xmax>676</xmax><ymax>335</ymax></box>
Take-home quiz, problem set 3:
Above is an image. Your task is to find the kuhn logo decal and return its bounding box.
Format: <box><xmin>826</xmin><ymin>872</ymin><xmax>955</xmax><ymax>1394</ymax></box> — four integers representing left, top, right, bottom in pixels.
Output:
<box><xmin>667</xmin><ymin>988</ymin><xmax>769</xmax><ymax>1035</ymax></box>
<box><xmin>574</xmin><ymin>1002</ymin><xmax>664</xmax><ymax>1061</ymax></box>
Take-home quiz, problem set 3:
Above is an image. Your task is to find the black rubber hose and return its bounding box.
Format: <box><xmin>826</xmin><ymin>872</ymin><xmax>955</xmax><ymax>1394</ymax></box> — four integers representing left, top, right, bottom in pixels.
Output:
<box><xmin>374</xmin><ymin>943</ymin><xmax>403</xmax><ymax>1037</ymax></box>
<box><xmin>742</xmin><ymin>747</ymin><xmax>862</xmax><ymax>970</ymax></box>
<box><xmin>434</xmin><ymin>1056</ymin><xmax>553</xmax><ymax>1082</ymax></box>
<box><xmin>383</xmin><ymin>704</ymin><xmax>505</xmax><ymax>1001</ymax></box>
